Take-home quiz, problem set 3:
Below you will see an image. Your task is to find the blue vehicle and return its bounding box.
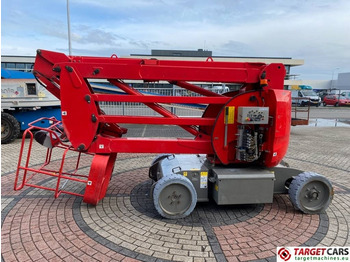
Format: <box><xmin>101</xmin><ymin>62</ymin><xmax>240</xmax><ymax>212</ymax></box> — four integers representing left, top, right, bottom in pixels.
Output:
<box><xmin>1</xmin><ymin>69</ymin><xmax>61</xmax><ymax>144</ymax></box>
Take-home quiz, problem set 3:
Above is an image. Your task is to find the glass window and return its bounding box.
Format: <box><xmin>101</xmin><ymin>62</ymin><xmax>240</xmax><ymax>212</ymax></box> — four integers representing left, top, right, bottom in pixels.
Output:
<box><xmin>1</xmin><ymin>62</ymin><xmax>6</xmax><ymax>68</ymax></box>
<box><xmin>6</xmin><ymin>63</ymin><xmax>16</xmax><ymax>69</ymax></box>
<box><xmin>16</xmin><ymin>63</ymin><xmax>25</xmax><ymax>71</ymax></box>
<box><xmin>25</xmin><ymin>63</ymin><xmax>34</xmax><ymax>71</ymax></box>
<box><xmin>284</xmin><ymin>65</ymin><xmax>290</xmax><ymax>74</ymax></box>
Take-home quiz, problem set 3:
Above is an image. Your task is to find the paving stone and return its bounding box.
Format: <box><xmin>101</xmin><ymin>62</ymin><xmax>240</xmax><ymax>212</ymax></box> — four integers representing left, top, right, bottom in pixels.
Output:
<box><xmin>135</xmin><ymin>246</ymin><xmax>155</xmax><ymax>256</ymax></box>
<box><xmin>189</xmin><ymin>251</ymin><xmax>209</xmax><ymax>258</ymax></box>
<box><xmin>173</xmin><ymin>255</ymin><xmax>194</xmax><ymax>262</ymax></box>
<box><xmin>150</xmin><ymin>245</ymin><xmax>169</xmax><ymax>253</ymax></box>
<box><xmin>153</xmin><ymin>251</ymin><xmax>173</xmax><ymax>260</ymax></box>
<box><xmin>169</xmin><ymin>248</ymin><xmax>189</xmax><ymax>256</ymax></box>
<box><xmin>183</xmin><ymin>245</ymin><xmax>202</xmax><ymax>251</ymax></box>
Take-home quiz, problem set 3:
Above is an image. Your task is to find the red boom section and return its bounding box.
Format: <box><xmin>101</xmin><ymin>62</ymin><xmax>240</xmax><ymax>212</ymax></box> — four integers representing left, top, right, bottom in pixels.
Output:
<box><xmin>28</xmin><ymin>49</ymin><xmax>289</xmax><ymax>204</ymax></box>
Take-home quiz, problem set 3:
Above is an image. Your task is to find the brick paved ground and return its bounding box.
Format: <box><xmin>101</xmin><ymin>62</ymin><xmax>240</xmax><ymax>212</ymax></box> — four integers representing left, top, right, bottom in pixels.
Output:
<box><xmin>1</xmin><ymin>125</ymin><xmax>350</xmax><ymax>261</ymax></box>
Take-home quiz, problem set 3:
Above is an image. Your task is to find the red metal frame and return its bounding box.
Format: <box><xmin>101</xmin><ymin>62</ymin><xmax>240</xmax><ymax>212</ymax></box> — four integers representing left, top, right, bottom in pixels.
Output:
<box><xmin>14</xmin><ymin>117</ymin><xmax>90</xmax><ymax>198</ymax></box>
<box><xmin>14</xmin><ymin>49</ymin><xmax>289</xmax><ymax>205</ymax></box>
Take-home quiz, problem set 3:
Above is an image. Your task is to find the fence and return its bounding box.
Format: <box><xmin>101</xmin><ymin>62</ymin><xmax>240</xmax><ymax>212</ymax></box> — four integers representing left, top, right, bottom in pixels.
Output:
<box><xmin>99</xmin><ymin>87</ymin><xmax>207</xmax><ymax>117</ymax></box>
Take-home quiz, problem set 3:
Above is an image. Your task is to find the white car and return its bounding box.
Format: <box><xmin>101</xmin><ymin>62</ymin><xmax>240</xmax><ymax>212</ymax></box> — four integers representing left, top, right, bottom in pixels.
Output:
<box><xmin>291</xmin><ymin>90</ymin><xmax>321</xmax><ymax>107</ymax></box>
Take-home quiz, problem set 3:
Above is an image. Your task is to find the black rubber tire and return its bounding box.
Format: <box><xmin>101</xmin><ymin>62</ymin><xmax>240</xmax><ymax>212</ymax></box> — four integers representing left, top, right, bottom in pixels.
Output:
<box><xmin>323</xmin><ymin>102</ymin><xmax>327</xmax><ymax>106</ymax></box>
<box><xmin>150</xmin><ymin>181</ymin><xmax>157</xmax><ymax>201</ymax></box>
<box><xmin>334</xmin><ymin>102</ymin><xmax>339</xmax><ymax>107</ymax></box>
<box><xmin>288</xmin><ymin>172</ymin><xmax>333</xmax><ymax>214</ymax></box>
<box><xmin>153</xmin><ymin>174</ymin><xmax>197</xmax><ymax>219</ymax></box>
<box><xmin>1</xmin><ymin>113</ymin><xmax>20</xmax><ymax>144</ymax></box>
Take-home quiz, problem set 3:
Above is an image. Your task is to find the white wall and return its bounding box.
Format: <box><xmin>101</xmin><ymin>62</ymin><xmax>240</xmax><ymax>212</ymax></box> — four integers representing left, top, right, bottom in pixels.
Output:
<box><xmin>337</xmin><ymin>72</ymin><xmax>350</xmax><ymax>90</ymax></box>
<box><xmin>294</xmin><ymin>73</ymin><xmax>349</xmax><ymax>90</ymax></box>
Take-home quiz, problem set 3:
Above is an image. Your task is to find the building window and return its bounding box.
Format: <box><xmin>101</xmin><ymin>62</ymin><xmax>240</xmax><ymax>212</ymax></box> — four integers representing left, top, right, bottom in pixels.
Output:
<box><xmin>25</xmin><ymin>63</ymin><xmax>34</xmax><ymax>72</ymax></box>
<box><xmin>6</xmin><ymin>63</ymin><xmax>16</xmax><ymax>70</ymax></box>
<box><xmin>284</xmin><ymin>65</ymin><xmax>291</xmax><ymax>80</ymax></box>
<box><xmin>1</xmin><ymin>62</ymin><xmax>34</xmax><ymax>72</ymax></box>
<box><xmin>16</xmin><ymin>63</ymin><xmax>25</xmax><ymax>71</ymax></box>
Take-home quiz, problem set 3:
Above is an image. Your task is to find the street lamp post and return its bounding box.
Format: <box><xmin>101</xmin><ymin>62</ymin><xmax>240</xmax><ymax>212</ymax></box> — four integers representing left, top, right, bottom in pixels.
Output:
<box><xmin>331</xmin><ymin>67</ymin><xmax>340</xmax><ymax>91</ymax></box>
<box><xmin>67</xmin><ymin>0</ymin><xmax>72</xmax><ymax>56</ymax></box>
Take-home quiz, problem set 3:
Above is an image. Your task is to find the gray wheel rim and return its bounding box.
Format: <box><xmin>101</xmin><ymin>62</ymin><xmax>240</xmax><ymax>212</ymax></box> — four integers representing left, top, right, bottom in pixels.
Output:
<box><xmin>1</xmin><ymin>120</ymin><xmax>10</xmax><ymax>140</ymax></box>
<box><xmin>158</xmin><ymin>183</ymin><xmax>192</xmax><ymax>216</ymax></box>
<box><xmin>299</xmin><ymin>180</ymin><xmax>331</xmax><ymax>212</ymax></box>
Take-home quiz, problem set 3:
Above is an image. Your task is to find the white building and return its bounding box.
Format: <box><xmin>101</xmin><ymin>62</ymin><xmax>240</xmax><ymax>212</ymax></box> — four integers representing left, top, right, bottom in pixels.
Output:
<box><xmin>3</xmin><ymin>50</ymin><xmax>347</xmax><ymax>91</ymax></box>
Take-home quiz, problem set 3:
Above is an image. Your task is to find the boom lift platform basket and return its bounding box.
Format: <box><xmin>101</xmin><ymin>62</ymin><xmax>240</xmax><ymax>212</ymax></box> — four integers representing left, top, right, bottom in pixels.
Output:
<box><xmin>15</xmin><ymin>118</ymin><xmax>88</xmax><ymax>199</ymax></box>
<box><xmin>14</xmin><ymin>50</ymin><xmax>333</xmax><ymax>218</ymax></box>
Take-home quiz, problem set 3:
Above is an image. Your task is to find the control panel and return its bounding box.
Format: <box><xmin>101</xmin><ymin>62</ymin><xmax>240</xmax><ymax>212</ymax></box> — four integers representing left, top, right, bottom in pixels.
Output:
<box><xmin>237</xmin><ymin>107</ymin><xmax>269</xmax><ymax>124</ymax></box>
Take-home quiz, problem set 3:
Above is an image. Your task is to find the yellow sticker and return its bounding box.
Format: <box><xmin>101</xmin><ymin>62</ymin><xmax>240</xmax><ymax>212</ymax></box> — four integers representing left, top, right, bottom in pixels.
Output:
<box><xmin>224</xmin><ymin>106</ymin><xmax>235</xmax><ymax>124</ymax></box>
<box><xmin>215</xmin><ymin>184</ymin><xmax>219</xmax><ymax>191</ymax></box>
<box><xmin>200</xmin><ymin>172</ymin><xmax>208</xmax><ymax>177</ymax></box>
<box><xmin>183</xmin><ymin>172</ymin><xmax>188</xmax><ymax>177</ymax></box>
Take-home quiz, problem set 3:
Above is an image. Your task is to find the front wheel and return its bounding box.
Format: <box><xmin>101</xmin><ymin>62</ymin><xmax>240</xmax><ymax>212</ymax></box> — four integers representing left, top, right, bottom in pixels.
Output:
<box><xmin>288</xmin><ymin>172</ymin><xmax>333</xmax><ymax>214</ymax></box>
<box><xmin>1</xmin><ymin>113</ymin><xmax>20</xmax><ymax>144</ymax></box>
<box><xmin>153</xmin><ymin>174</ymin><xmax>197</xmax><ymax>219</ymax></box>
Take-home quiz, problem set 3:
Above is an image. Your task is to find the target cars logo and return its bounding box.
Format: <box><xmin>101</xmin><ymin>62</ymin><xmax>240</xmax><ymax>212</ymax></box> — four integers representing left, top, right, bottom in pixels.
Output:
<box><xmin>277</xmin><ymin>247</ymin><xmax>350</xmax><ymax>262</ymax></box>
<box><xmin>278</xmin><ymin>247</ymin><xmax>292</xmax><ymax>261</ymax></box>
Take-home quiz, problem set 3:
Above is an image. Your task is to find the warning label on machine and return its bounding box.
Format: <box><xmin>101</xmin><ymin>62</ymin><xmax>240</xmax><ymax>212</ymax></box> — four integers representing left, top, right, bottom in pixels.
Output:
<box><xmin>200</xmin><ymin>172</ymin><xmax>208</xmax><ymax>188</ymax></box>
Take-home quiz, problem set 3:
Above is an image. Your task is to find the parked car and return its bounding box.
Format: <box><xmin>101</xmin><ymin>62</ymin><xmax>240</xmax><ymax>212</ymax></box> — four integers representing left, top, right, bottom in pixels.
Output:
<box><xmin>291</xmin><ymin>90</ymin><xmax>321</xmax><ymax>107</ymax></box>
<box><xmin>341</xmin><ymin>91</ymin><xmax>350</xmax><ymax>99</ymax></box>
<box><xmin>317</xmin><ymin>90</ymin><xmax>331</xmax><ymax>101</ymax></box>
<box><xmin>323</xmin><ymin>95</ymin><xmax>350</xmax><ymax>107</ymax></box>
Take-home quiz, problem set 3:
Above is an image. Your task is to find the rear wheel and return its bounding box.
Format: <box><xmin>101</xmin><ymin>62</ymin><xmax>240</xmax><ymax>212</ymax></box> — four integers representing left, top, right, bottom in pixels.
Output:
<box><xmin>1</xmin><ymin>113</ymin><xmax>20</xmax><ymax>144</ymax></box>
<box><xmin>288</xmin><ymin>172</ymin><xmax>333</xmax><ymax>214</ymax></box>
<box><xmin>153</xmin><ymin>174</ymin><xmax>197</xmax><ymax>219</ymax></box>
<box><xmin>334</xmin><ymin>102</ymin><xmax>339</xmax><ymax>107</ymax></box>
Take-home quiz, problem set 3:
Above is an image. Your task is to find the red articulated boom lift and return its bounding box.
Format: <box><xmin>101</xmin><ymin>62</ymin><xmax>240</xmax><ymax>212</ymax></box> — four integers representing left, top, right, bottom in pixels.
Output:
<box><xmin>15</xmin><ymin>50</ymin><xmax>333</xmax><ymax>218</ymax></box>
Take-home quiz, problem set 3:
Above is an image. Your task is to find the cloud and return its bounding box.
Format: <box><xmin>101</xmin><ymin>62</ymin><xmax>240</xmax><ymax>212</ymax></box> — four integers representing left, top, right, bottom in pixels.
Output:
<box><xmin>217</xmin><ymin>41</ymin><xmax>257</xmax><ymax>57</ymax></box>
<box><xmin>2</xmin><ymin>0</ymin><xmax>350</xmax><ymax>79</ymax></box>
<box><xmin>73</xmin><ymin>27</ymin><xmax>125</xmax><ymax>45</ymax></box>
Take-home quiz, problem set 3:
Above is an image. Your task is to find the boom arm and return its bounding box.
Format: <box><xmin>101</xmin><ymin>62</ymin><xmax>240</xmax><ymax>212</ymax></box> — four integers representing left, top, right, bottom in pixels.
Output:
<box><xmin>33</xmin><ymin>49</ymin><xmax>289</xmax><ymax>166</ymax></box>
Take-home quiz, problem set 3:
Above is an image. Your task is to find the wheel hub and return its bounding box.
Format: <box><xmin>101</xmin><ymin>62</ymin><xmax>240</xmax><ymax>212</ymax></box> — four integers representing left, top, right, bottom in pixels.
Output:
<box><xmin>305</xmin><ymin>186</ymin><xmax>321</xmax><ymax>202</ymax></box>
<box><xmin>1</xmin><ymin>122</ymin><xmax>10</xmax><ymax>138</ymax></box>
<box><xmin>168</xmin><ymin>191</ymin><xmax>181</xmax><ymax>205</ymax></box>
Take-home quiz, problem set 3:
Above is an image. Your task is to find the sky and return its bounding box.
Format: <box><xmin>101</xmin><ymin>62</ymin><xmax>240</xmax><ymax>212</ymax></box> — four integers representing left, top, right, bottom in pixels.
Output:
<box><xmin>1</xmin><ymin>0</ymin><xmax>350</xmax><ymax>80</ymax></box>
